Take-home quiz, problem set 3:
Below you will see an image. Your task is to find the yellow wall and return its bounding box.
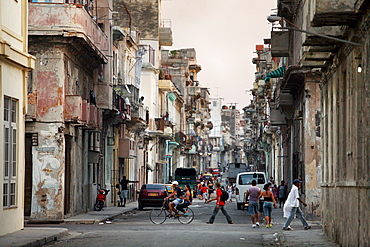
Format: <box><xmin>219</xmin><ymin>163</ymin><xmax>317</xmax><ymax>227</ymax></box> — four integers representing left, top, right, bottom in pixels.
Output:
<box><xmin>0</xmin><ymin>0</ymin><xmax>35</xmax><ymax>236</ymax></box>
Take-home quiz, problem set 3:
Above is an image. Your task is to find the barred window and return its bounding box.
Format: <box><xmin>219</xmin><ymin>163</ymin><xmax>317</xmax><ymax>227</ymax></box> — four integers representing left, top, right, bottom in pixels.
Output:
<box><xmin>3</xmin><ymin>96</ymin><xmax>17</xmax><ymax>208</ymax></box>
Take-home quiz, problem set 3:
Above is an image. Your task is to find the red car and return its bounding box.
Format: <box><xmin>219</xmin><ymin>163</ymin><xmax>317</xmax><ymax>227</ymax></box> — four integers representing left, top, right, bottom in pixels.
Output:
<box><xmin>138</xmin><ymin>184</ymin><xmax>168</xmax><ymax>210</ymax></box>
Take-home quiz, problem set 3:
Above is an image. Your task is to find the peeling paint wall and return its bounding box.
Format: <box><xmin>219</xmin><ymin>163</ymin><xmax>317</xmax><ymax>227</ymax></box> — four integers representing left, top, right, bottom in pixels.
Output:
<box><xmin>27</xmin><ymin>39</ymin><xmax>104</xmax><ymax>219</ymax></box>
<box><xmin>31</xmin><ymin>124</ymin><xmax>65</xmax><ymax>219</ymax></box>
<box><xmin>303</xmin><ymin>77</ymin><xmax>322</xmax><ymax>220</ymax></box>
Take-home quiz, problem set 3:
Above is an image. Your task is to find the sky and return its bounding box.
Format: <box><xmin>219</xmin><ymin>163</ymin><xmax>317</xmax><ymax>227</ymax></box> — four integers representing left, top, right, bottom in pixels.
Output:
<box><xmin>161</xmin><ymin>0</ymin><xmax>277</xmax><ymax>110</ymax></box>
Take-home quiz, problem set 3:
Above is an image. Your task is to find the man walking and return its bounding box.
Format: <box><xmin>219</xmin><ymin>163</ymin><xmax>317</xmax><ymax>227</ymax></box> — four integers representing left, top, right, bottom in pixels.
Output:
<box><xmin>245</xmin><ymin>180</ymin><xmax>261</xmax><ymax>228</ymax></box>
<box><xmin>206</xmin><ymin>182</ymin><xmax>233</xmax><ymax>224</ymax></box>
<box><xmin>282</xmin><ymin>179</ymin><xmax>311</xmax><ymax>230</ymax></box>
<box><xmin>119</xmin><ymin>176</ymin><xmax>138</xmax><ymax>207</ymax></box>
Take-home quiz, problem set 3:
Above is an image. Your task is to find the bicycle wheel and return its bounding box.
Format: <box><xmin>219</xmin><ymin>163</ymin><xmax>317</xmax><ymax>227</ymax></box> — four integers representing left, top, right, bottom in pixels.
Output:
<box><xmin>177</xmin><ymin>207</ymin><xmax>194</xmax><ymax>224</ymax></box>
<box><xmin>149</xmin><ymin>208</ymin><xmax>167</xmax><ymax>224</ymax></box>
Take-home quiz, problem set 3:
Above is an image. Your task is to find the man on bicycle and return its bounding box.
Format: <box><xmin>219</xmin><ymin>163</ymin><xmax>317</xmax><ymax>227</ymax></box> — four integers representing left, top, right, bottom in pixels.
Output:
<box><xmin>166</xmin><ymin>181</ymin><xmax>187</xmax><ymax>217</ymax></box>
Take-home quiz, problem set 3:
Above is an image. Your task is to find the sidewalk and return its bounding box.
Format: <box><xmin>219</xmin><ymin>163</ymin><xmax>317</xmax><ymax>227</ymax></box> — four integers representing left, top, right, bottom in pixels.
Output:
<box><xmin>262</xmin><ymin>206</ymin><xmax>339</xmax><ymax>246</ymax></box>
<box><xmin>0</xmin><ymin>201</ymin><xmax>138</xmax><ymax>247</ymax></box>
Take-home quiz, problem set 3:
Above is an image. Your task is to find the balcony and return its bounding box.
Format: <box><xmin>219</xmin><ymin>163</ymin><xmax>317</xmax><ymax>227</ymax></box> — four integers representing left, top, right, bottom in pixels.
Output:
<box><xmin>302</xmin><ymin>26</ymin><xmax>344</xmax><ymax>47</ymax></box>
<box><xmin>131</xmin><ymin>105</ymin><xmax>148</xmax><ymax>124</ymax></box>
<box><xmin>270</xmin><ymin>109</ymin><xmax>287</xmax><ymax>125</ymax></box>
<box><xmin>311</xmin><ymin>0</ymin><xmax>363</xmax><ymax>27</ymax></box>
<box><xmin>187</xmin><ymin>86</ymin><xmax>201</xmax><ymax>96</ymax></box>
<box><xmin>159</xmin><ymin>80</ymin><xmax>175</xmax><ymax>91</ymax></box>
<box><xmin>64</xmin><ymin>96</ymin><xmax>91</xmax><ymax>124</ymax></box>
<box><xmin>301</xmin><ymin>51</ymin><xmax>333</xmax><ymax>68</ymax></box>
<box><xmin>159</xmin><ymin>27</ymin><xmax>173</xmax><ymax>46</ymax></box>
<box><xmin>155</xmin><ymin>118</ymin><xmax>165</xmax><ymax>132</ymax></box>
<box><xmin>271</xmin><ymin>31</ymin><xmax>289</xmax><ymax>57</ymax></box>
<box><xmin>64</xmin><ymin>95</ymin><xmax>102</xmax><ymax>128</ymax></box>
<box><xmin>118</xmin><ymin>138</ymin><xmax>135</xmax><ymax>159</ymax></box>
<box><xmin>277</xmin><ymin>0</ymin><xmax>294</xmax><ymax>20</ymax></box>
<box><xmin>201</xmin><ymin>88</ymin><xmax>210</xmax><ymax>102</ymax></box>
<box><xmin>28</xmin><ymin>3</ymin><xmax>108</xmax><ymax>63</ymax></box>
<box><xmin>64</xmin><ymin>95</ymin><xmax>83</xmax><ymax>122</ymax></box>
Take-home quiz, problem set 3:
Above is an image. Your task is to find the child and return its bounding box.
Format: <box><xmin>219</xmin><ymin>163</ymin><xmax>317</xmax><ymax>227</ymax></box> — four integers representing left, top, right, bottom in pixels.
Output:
<box><xmin>201</xmin><ymin>184</ymin><xmax>209</xmax><ymax>202</ymax></box>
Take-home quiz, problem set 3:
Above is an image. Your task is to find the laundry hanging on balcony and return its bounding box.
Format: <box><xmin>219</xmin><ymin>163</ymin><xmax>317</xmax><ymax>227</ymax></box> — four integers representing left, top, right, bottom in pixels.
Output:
<box><xmin>264</xmin><ymin>66</ymin><xmax>285</xmax><ymax>82</ymax></box>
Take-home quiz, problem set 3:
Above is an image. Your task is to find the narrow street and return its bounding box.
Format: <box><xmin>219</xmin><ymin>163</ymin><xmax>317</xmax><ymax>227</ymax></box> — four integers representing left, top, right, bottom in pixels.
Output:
<box><xmin>1</xmin><ymin>1</ymin><xmax>369</xmax><ymax>246</ymax></box>
<box><xmin>35</xmin><ymin>198</ymin><xmax>335</xmax><ymax>247</ymax></box>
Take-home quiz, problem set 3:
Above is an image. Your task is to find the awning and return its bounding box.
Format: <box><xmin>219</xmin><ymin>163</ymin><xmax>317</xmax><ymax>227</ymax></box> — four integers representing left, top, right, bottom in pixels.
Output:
<box><xmin>265</xmin><ymin>66</ymin><xmax>285</xmax><ymax>82</ymax></box>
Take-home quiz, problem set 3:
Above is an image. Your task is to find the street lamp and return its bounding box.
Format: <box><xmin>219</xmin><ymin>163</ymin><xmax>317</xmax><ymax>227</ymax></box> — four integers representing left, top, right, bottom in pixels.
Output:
<box><xmin>267</xmin><ymin>15</ymin><xmax>362</xmax><ymax>47</ymax></box>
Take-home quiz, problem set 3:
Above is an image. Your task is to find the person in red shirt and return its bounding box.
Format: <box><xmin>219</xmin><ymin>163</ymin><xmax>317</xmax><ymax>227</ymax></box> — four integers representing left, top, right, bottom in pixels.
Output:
<box><xmin>201</xmin><ymin>184</ymin><xmax>209</xmax><ymax>202</ymax></box>
<box><xmin>205</xmin><ymin>182</ymin><xmax>233</xmax><ymax>224</ymax></box>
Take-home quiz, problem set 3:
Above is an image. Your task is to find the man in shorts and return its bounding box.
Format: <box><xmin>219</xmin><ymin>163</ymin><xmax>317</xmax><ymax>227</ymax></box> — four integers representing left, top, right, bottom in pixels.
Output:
<box><xmin>166</xmin><ymin>181</ymin><xmax>187</xmax><ymax>216</ymax></box>
<box><xmin>245</xmin><ymin>180</ymin><xmax>262</xmax><ymax>228</ymax></box>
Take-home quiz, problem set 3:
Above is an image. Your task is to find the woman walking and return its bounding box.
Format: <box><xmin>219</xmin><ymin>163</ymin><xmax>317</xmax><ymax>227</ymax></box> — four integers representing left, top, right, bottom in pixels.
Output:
<box><xmin>259</xmin><ymin>183</ymin><xmax>277</xmax><ymax>228</ymax></box>
<box><xmin>277</xmin><ymin>180</ymin><xmax>287</xmax><ymax>208</ymax></box>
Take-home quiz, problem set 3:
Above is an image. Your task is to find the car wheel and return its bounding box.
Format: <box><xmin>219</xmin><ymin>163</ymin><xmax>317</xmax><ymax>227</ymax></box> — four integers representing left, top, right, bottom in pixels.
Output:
<box><xmin>138</xmin><ymin>203</ymin><xmax>143</xmax><ymax>210</ymax></box>
<box><xmin>237</xmin><ymin>203</ymin><xmax>242</xmax><ymax>210</ymax></box>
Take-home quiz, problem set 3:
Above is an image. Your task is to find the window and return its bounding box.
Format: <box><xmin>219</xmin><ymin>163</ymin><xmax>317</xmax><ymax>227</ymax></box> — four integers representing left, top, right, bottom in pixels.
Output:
<box><xmin>238</xmin><ymin>174</ymin><xmax>265</xmax><ymax>185</ymax></box>
<box><xmin>148</xmin><ymin>45</ymin><xmax>155</xmax><ymax>66</ymax></box>
<box><xmin>3</xmin><ymin>97</ymin><xmax>18</xmax><ymax>208</ymax></box>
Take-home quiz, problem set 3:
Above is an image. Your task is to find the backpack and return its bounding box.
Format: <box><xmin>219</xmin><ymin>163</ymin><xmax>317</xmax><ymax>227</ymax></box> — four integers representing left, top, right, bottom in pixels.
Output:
<box><xmin>220</xmin><ymin>189</ymin><xmax>229</xmax><ymax>202</ymax></box>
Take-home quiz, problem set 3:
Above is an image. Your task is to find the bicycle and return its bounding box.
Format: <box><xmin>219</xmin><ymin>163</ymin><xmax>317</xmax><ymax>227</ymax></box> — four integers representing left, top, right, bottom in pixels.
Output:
<box><xmin>149</xmin><ymin>199</ymin><xmax>194</xmax><ymax>224</ymax></box>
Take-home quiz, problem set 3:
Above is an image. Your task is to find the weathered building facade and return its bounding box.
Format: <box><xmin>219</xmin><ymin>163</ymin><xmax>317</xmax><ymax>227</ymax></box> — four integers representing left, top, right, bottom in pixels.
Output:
<box><xmin>247</xmin><ymin>20</ymin><xmax>323</xmax><ymax>222</ymax></box>
<box><xmin>266</xmin><ymin>0</ymin><xmax>370</xmax><ymax>246</ymax></box>
<box><xmin>161</xmin><ymin>48</ymin><xmax>212</xmax><ymax>176</ymax></box>
<box><xmin>0</xmin><ymin>0</ymin><xmax>35</xmax><ymax>236</ymax></box>
<box><xmin>114</xmin><ymin>0</ymin><xmax>176</xmax><ymax>185</ymax></box>
<box><xmin>26</xmin><ymin>1</ymin><xmax>112</xmax><ymax>219</ymax></box>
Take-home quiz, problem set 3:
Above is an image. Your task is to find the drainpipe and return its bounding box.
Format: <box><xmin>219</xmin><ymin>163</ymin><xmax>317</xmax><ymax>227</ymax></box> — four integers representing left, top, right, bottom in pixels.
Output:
<box><xmin>289</xmin><ymin>124</ymin><xmax>294</xmax><ymax>185</ymax></box>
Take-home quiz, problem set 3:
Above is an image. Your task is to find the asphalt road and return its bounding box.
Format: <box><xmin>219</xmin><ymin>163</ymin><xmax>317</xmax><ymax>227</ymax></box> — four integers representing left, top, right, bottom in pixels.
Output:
<box><xmin>43</xmin><ymin>199</ymin><xmax>283</xmax><ymax>247</ymax></box>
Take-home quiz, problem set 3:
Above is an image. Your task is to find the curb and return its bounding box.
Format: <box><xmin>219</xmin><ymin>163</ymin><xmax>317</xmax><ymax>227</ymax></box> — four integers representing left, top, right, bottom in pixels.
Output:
<box><xmin>0</xmin><ymin>228</ymin><xmax>68</xmax><ymax>247</ymax></box>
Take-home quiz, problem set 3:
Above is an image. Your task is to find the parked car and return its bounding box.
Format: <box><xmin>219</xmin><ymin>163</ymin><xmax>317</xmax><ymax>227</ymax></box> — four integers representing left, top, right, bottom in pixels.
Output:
<box><xmin>235</xmin><ymin>172</ymin><xmax>267</xmax><ymax>210</ymax></box>
<box><xmin>138</xmin><ymin>184</ymin><xmax>168</xmax><ymax>210</ymax></box>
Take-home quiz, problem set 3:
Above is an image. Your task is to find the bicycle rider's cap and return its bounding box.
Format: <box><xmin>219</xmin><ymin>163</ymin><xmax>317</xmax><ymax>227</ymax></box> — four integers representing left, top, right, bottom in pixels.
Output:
<box><xmin>172</xmin><ymin>181</ymin><xmax>179</xmax><ymax>185</ymax></box>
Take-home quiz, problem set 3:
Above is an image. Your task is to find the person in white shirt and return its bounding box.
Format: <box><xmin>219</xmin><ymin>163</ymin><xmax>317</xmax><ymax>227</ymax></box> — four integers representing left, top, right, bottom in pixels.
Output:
<box><xmin>227</xmin><ymin>182</ymin><xmax>233</xmax><ymax>203</ymax></box>
<box><xmin>282</xmin><ymin>179</ymin><xmax>311</xmax><ymax>230</ymax></box>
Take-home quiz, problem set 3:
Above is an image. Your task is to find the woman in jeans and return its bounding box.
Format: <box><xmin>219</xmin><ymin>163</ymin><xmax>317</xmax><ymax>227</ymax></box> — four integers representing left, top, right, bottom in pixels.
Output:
<box><xmin>259</xmin><ymin>183</ymin><xmax>277</xmax><ymax>228</ymax></box>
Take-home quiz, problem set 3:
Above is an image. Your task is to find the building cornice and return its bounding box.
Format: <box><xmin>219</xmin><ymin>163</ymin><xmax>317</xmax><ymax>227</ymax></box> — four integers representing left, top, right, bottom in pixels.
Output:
<box><xmin>0</xmin><ymin>39</ymin><xmax>35</xmax><ymax>70</ymax></box>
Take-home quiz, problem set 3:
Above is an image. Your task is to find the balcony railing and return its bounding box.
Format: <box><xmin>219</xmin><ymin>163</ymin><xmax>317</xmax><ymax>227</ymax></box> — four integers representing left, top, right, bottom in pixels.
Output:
<box><xmin>155</xmin><ymin>118</ymin><xmax>165</xmax><ymax>131</ymax></box>
<box><xmin>159</xmin><ymin>27</ymin><xmax>173</xmax><ymax>46</ymax></box>
<box><xmin>64</xmin><ymin>95</ymin><xmax>102</xmax><ymax>128</ymax></box>
<box><xmin>28</xmin><ymin>3</ymin><xmax>108</xmax><ymax>62</ymax></box>
<box><xmin>118</xmin><ymin>138</ymin><xmax>135</xmax><ymax>159</ymax></box>
<box><xmin>131</xmin><ymin>105</ymin><xmax>148</xmax><ymax>123</ymax></box>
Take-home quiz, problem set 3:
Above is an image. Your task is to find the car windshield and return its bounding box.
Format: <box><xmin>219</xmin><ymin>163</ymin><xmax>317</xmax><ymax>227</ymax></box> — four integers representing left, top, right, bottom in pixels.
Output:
<box><xmin>239</xmin><ymin>174</ymin><xmax>265</xmax><ymax>185</ymax></box>
<box><xmin>141</xmin><ymin>184</ymin><xmax>165</xmax><ymax>190</ymax></box>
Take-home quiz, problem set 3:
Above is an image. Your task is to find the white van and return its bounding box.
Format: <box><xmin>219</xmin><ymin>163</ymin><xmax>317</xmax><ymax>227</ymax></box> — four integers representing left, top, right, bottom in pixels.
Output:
<box><xmin>235</xmin><ymin>172</ymin><xmax>267</xmax><ymax>210</ymax></box>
